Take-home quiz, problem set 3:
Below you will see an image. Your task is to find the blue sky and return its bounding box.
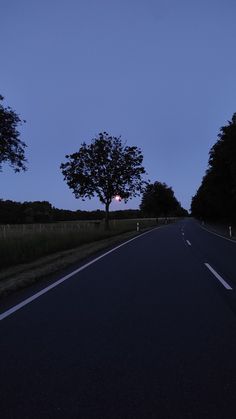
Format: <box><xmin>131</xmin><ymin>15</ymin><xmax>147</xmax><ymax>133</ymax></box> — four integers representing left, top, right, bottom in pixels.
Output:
<box><xmin>1</xmin><ymin>0</ymin><xmax>236</xmax><ymax>211</ymax></box>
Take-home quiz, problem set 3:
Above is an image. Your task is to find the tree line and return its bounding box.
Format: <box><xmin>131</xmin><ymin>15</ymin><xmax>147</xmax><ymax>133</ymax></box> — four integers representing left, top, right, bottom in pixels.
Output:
<box><xmin>1</xmin><ymin>94</ymin><xmax>187</xmax><ymax>226</ymax></box>
<box><xmin>140</xmin><ymin>182</ymin><xmax>188</xmax><ymax>217</ymax></box>
<box><xmin>0</xmin><ymin>199</ymin><xmax>144</xmax><ymax>224</ymax></box>
<box><xmin>0</xmin><ymin>197</ymin><xmax>187</xmax><ymax>225</ymax></box>
<box><xmin>191</xmin><ymin>113</ymin><xmax>236</xmax><ymax>222</ymax></box>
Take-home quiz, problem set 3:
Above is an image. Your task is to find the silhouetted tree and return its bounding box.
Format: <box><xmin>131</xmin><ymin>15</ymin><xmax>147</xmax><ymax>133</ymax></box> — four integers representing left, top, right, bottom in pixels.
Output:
<box><xmin>0</xmin><ymin>95</ymin><xmax>27</xmax><ymax>172</ymax></box>
<box><xmin>140</xmin><ymin>181</ymin><xmax>187</xmax><ymax>217</ymax></box>
<box><xmin>61</xmin><ymin>132</ymin><xmax>147</xmax><ymax>228</ymax></box>
<box><xmin>191</xmin><ymin>113</ymin><xmax>236</xmax><ymax>221</ymax></box>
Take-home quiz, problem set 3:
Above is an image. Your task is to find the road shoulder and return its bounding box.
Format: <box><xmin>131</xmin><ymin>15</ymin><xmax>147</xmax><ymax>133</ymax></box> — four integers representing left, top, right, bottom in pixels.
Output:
<box><xmin>0</xmin><ymin>228</ymin><xmax>155</xmax><ymax>298</ymax></box>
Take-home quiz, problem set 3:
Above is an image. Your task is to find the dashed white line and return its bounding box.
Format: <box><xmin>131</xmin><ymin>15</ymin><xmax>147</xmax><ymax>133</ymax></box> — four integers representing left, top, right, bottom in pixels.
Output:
<box><xmin>204</xmin><ymin>263</ymin><xmax>233</xmax><ymax>290</ymax></box>
<box><xmin>0</xmin><ymin>227</ymin><xmax>160</xmax><ymax>322</ymax></box>
<box><xmin>186</xmin><ymin>240</ymin><xmax>191</xmax><ymax>246</ymax></box>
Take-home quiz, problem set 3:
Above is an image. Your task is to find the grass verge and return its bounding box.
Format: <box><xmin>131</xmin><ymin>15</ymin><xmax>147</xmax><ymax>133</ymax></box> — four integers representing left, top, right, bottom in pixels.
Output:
<box><xmin>200</xmin><ymin>221</ymin><xmax>236</xmax><ymax>241</ymax></box>
<box><xmin>0</xmin><ymin>227</ymin><xmax>155</xmax><ymax>298</ymax></box>
<box><xmin>0</xmin><ymin>219</ymin><xmax>158</xmax><ymax>270</ymax></box>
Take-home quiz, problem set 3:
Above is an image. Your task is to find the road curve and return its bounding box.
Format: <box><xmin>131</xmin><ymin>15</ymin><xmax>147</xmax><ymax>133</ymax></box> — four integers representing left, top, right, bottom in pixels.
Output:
<box><xmin>1</xmin><ymin>218</ymin><xmax>236</xmax><ymax>419</ymax></box>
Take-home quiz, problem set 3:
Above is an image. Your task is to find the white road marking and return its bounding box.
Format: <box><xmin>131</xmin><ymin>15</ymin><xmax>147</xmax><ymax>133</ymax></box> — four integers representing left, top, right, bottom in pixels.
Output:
<box><xmin>0</xmin><ymin>227</ymin><xmax>160</xmax><ymax>321</ymax></box>
<box><xmin>200</xmin><ymin>224</ymin><xmax>236</xmax><ymax>244</ymax></box>
<box><xmin>204</xmin><ymin>263</ymin><xmax>232</xmax><ymax>290</ymax></box>
<box><xmin>186</xmin><ymin>240</ymin><xmax>191</xmax><ymax>246</ymax></box>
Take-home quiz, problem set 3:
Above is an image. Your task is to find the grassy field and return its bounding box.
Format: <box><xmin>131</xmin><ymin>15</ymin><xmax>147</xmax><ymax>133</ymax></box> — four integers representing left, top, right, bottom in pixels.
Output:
<box><xmin>0</xmin><ymin>218</ymin><xmax>170</xmax><ymax>270</ymax></box>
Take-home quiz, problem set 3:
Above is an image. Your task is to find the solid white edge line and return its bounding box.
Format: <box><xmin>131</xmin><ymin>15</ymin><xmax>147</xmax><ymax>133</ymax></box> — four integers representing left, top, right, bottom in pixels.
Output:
<box><xmin>186</xmin><ymin>240</ymin><xmax>191</xmax><ymax>246</ymax></box>
<box><xmin>204</xmin><ymin>263</ymin><xmax>233</xmax><ymax>290</ymax></box>
<box><xmin>0</xmin><ymin>227</ymin><xmax>160</xmax><ymax>321</ymax></box>
<box><xmin>199</xmin><ymin>224</ymin><xmax>236</xmax><ymax>244</ymax></box>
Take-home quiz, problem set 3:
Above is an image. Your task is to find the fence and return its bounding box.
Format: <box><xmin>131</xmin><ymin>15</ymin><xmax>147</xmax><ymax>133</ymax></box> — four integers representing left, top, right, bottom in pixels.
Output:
<box><xmin>0</xmin><ymin>217</ymin><xmax>176</xmax><ymax>239</ymax></box>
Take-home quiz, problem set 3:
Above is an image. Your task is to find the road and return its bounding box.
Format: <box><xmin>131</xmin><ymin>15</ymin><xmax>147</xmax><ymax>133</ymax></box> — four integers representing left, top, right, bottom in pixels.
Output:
<box><xmin>1</xmin><ymin>218</ymin><xmax>236</xmax><ymax>419</ymax></box>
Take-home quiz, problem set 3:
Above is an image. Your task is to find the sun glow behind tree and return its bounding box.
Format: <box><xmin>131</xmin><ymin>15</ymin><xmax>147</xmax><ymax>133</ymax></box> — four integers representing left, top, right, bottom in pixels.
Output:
<box><xmin>61</xmin><ymin>132</ymin><xmax>147</xmax><ymax>228</ymax></box>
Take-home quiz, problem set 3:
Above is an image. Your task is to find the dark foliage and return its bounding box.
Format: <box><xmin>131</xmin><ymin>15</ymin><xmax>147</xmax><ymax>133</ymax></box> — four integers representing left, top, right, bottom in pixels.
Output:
<box><xmin>140</xmin><ymin>181</ymin><xmax>188</xmax><ymax>217</ymax></box>
<box><xmin>191</xmin><ymin>113</ymin><xmax>236</xmax><ymax>222</ymax></box>
<box><xmin>0</xmin><ymin>199</ymin><xmax>144</xmax><ymax>224</ymax></box>
<box><xmin>0</xmin><ymin>200</ymin><xmax>52</xmax><ymax>224</ymax></box>
<box><xmin>0</xmin><ymin>95</ymin><xmax>27</xmax><ymax>172</ymax></box>
<box><xmin>61</xmin><ymin>132</ymin><xmax>147</xmax><ymax>227</ymax></box>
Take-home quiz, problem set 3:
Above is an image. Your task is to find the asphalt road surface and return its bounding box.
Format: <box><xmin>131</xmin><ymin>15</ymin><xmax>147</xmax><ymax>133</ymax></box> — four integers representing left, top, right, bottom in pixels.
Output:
<box><xmin>1</xmin><ymin>218</ymin><xmax>236</xmax><ymax>419</ymax></box>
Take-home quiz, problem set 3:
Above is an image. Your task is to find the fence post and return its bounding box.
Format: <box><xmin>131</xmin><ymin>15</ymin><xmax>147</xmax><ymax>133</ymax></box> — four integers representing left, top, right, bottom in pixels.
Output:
<box><xmin>137</xmin><ymin>222</ymin><xmax>140</xmax><ymax>232</ymax></box>
<box><xmin>229</xmin><ymin>226</ymin><xmax>232</xmax><ymax>238</ymax></box>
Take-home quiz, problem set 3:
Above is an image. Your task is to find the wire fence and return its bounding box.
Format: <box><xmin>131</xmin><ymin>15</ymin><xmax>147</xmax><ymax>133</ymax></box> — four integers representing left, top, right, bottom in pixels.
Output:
<box><xmin>0</xmin><ymin>217</ymin><xmax>179</xmax><ymax>270</ymax></box>
<box><xmin>0</xmin><ymin>218</ymin><xmax>175</xmax><ymax>239</ymax></box>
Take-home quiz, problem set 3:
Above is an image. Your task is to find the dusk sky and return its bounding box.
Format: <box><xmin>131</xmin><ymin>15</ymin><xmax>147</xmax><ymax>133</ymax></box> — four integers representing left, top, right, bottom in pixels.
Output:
<box><xmin>1</xmin><ymin>0</ymin><xmax>236</xmax><ymax>212</ymax></box>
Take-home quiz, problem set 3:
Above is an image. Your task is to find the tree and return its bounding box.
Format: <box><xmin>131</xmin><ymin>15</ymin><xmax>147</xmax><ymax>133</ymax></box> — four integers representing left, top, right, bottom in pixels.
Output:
<box><xmin>140</xmin><ymin>181</ymin><xmax>187</xmax><ymax>217</ymax></box>
<box><xmin>61</xmin><ymin>132</ymin><xmax>147</xmax><ymax>228</ymax></box>
<box><xmin>0</xmin><ymin>95</ymin><xmax>27</xmax><ymax>172</ymax></box>
<box><xmin>191</xmin><ymin>113</ymin><xmax>236</xmax><ymax>221</ymax></box>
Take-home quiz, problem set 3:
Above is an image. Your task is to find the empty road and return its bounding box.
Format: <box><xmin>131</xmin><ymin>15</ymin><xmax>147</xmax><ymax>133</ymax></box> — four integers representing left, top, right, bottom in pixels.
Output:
<box><xmin>1</xmin><ymin>218</ymin><xmax>236</xmax><ymax>419</ymax></box>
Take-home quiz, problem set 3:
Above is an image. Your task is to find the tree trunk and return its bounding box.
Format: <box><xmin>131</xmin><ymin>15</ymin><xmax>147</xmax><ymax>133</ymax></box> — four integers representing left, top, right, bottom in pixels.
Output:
<box><xmin>105</xmin><ymin>203</ymin><xmax>110</xmax><ymax>230</ymax></box>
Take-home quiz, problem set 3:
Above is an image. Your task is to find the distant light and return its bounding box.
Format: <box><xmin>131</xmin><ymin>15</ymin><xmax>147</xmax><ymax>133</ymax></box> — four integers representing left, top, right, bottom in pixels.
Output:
<box><xmin>115</xmin><ymin>195</ymin><xmax>121</xmax><ymax>202</ymax></box>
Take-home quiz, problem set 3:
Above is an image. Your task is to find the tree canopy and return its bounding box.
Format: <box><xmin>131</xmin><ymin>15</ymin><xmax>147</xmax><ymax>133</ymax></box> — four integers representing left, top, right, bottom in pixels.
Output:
<box><xmin>191</xmin><ymin>113</ymin><xmax>236</xmax><ymax>221</ymax></box>
<box><xmin>61</xmin><ymin>132</ymin><xmax>147</xmax><ymax>227</ymax></box>
<box><xmin>140</xmin><ymin>181</ymin><xmax>187</xmax><ymax>217</ymax></box>
<box><xmin>0</xmin><ymin>95</ymin><xmax>27</xmax><ymax>172</ymax></box>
